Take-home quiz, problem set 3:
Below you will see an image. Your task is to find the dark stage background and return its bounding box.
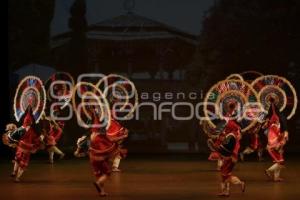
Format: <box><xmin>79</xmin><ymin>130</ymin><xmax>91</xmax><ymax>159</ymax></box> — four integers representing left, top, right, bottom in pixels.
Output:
<box><xmin>3</xmin><ymin>0</ymin><xmax>300</xmax><ymax>159</ymax></box>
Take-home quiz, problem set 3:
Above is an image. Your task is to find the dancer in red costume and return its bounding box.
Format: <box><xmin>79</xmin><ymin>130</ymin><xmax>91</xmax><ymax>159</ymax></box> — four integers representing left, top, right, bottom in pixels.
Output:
<box><xmin>44</xmin><ymin>74</ymin><xmax>71</xmax><ymax>163</ymax></box>
<box><xmin>208</xmin><ymin>118</ymin><xmax>245</xmax><ymax>197</ymax></box>
<box><xmin>264</xmin><ymin>103</ymin><xmax>288</xmax><ymax>182</ymax></box>
<box><xmin>109</xmin><ymin>109</ymin><xmax>128</xmax><ymax>172</ymax></box>
<box><xmin>42</xmin><ymin>118</ymin><xmax>65</xmax><ymax>164</ymax></box>
<box><xmin>204</xmin><ymin>120</ymin><xmax>226</xmax><ymax>171</ymax></box>
<box><xmin>10</xmin><ymin>107</ymin><xmax>43</xmax><ymax>182</ymax></box>
<box><xmin>240</xmin><ymin>125</ymin><xmax>264</xmax><ymax>161</ymax></box>
<box><xmin>74</xmin><ymin>109</ymin><xmax>128</xmax><ymax>197</ymax></box>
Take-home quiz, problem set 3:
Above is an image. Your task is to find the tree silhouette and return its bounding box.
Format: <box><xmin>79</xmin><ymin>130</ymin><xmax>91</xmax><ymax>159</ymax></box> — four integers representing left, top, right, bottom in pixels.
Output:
<box><xmin>66</xmin><ymin>0</ymin><xmax>88</xmax><ymax>76</ymax></box>
<box><xmin>196</xmin><ymin>0</ymin><xmax>300</xmax><ymax>77</ymax></box>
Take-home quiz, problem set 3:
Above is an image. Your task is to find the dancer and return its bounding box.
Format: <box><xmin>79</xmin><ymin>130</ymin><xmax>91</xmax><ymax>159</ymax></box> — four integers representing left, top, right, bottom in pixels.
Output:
<box><xmin>5</xmin><ymin>75</ymin><xmax>47</xmax><ymax>182</ymax></box>
<box><xmin>74</xmin><ymin>109</ymin><xmax>128</xmax><ymax>197</ymax></box>
<box><xmin>249</xmin><ymin>75</ymin><xmax>298</xmax><ymax>181</ymax></box>
<box><xmin>10</xmin><ymin>107</ymin><xmax>43</xmax><ymax>182</ymax></box>
<box><xmin>240</xmin><ymin>124</ymin><xmax>264</xmax><ymax>161</ymax></box>
<box><xmin>264</xmin><ymin>103</ymin><xmax>288</xmax><ymax>182</ymax></box>
<box><xmin>72</xmin><ymin>76</ymin><xmax>137</xmax><ymax>196</ymax></box>
<box><xmin>109</xmin><ymin>113</ymin><xmax>128</xmax><ymax>172</ymax></box>
<box><xmin>208</xmin><ymin>119</ymin><xmax>245</xmax><ymax>197</ymax></box>
<box><xmin>43</xmin><ymin>118</ymin><xmax>65</xmax><ymax>164</ymax></box>
<box><xmin>203</xmin><ymin>120</ymin><xmax>226</xmax><ymax>171</ymax></box>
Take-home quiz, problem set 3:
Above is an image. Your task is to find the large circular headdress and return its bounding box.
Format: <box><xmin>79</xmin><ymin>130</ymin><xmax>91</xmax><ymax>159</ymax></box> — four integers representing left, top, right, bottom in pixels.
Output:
<box><xmin>44</xmin><ymin>72</ymin><xmax>74</xmax><ymax>108</ymax></box>
<box><xmin>96</xmin><ymin>74</ymin><xmax>138</xmax><ymax>119</ymax></box>
<box><xmin>204</xmin><ymin>79</ymin><xmax>260</xmax><ymax>132</ymax></box>
<box><xmin>251</xmin><ymin>75</ymin><xmax>297</xmax><ymax>120</ymax></box>
<box><xmin>72</xmin><ymin>82</ymin><xmax>111</xmax><ymax>130</ymax></box>
<box><xmin>14</xmin><ymin>76</ymin><xmax>46</xmax><ymax>123</ymax></box>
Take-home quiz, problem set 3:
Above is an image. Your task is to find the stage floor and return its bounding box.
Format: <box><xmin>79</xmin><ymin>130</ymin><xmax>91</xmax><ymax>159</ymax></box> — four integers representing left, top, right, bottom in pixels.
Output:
<box><xmin>0</xmin><ymin>156</ymin><xmax>299</xmax><ymax>200</ymax></box>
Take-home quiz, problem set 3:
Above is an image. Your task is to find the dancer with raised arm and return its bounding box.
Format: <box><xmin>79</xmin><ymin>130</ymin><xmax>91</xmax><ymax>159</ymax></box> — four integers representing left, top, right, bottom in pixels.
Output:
<box><xmin>264</xmin><ymin>103</ymin><xmax>288</xmax><ymax>181</ymax></box>
<box><xmin>250</xmin><ymin>75</ymin><xmax>298</xmax><ymax>182</ymax></box>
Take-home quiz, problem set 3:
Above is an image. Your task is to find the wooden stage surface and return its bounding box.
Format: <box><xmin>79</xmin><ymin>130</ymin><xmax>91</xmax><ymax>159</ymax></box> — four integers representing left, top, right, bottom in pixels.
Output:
<box><xmin>0</xmin><ymin>155</ymin><xmax>299</xmax><ymax>200</ymax></box>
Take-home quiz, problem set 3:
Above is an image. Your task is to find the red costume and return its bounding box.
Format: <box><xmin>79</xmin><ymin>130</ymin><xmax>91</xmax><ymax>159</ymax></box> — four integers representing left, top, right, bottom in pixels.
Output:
<box><xmin>89</xmin><ymin>133</ymin><xmax>117</xmax><ymax>177</ymax></box>
<box><xmin>42</xmin><ymin>119</ymin><xmax>65</xmax><ymax>164</ymax></box>
<box><xmin>208</xmin><ymin>151</ymin><xmax>220</xmax><ymax>161</ymax></box>
<box><xmin>240</xmin><ymin>128</ymin><xmax>264</xmax><ymax>162</ymax></box>
<box><xmin>46</xmin><ymin>126</ymin><xmax>63</xmax><ymax>147</ymax></box>
<box><xmin>220</xmin><ymin>120</ymin><xmax>241</xmax><ymax>180</ymax></box>
<box><xmin>208</xmin><ymin>134</ymin><xmax>224</xmax><ymax>161</ymax></box>
<box><xmin>265</xmin><ymin>104</ymin><xmax>288</xmax><ymax>181</ymax></box>
<box><xmin>267</xmin><ymin>125</ymin><xmax>284</xmax><ymax>163</ymax></box>
<box><xmin>107</xmin><ymin>119</ymin><xmax>128</xmax><ymax>157</ymax></box>
<box><xmin>73</xmin><ymin>108</ymin><xmax>129</xmax><ymax>196</ymax></box>
<box><xmin>89</xmin><ymin>116</ymin><xmax>128</xmax><ymax>178</ymax></box>
<box><xmin>15</xmin><ymin>111</ymin><xmax>41</xmax><ymax>170</ymax></box>
<box><xmin>210</xmin><ymin>119</ymin><xmax>245</xmax><ymax>197</ymax></box>
<box><xmin>206</xmin><ymin>121</ymin><xmax>226</xmax><ymax>162</ymax></box>
<box><xmin>267</xmin><ymin>112</ymin><xmax>285</xmax><ymax>163</ymax></box>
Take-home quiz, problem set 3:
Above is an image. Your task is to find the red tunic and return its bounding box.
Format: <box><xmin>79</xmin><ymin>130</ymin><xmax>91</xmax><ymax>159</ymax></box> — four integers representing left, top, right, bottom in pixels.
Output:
<box><xmin>267</xmin><ymin>123</ymin><xmax>284</xmax><ymax>163</ymax></box>
<box><xmin>15</xmin><ymin>127</ymin><xmax>41</xmax><ymax>169</ymax></box>
<box><xmin>89</xmin><ymin>133</ymin><xmax>117</xmax><ymax>159</ymax></box>
<box><xmin>89</xmin><ymin>132</ymin><xmax>118</xmax><ymax>178</ymax></box>
<box><xmin>250</xmin><ymin>133</ymin><xmax>261</xmax><ymax>150</ymax></box>
<box><xmin>266</xmin><ymin>109</ymin><xmax>286</xmax><ymax>163</ymax></box>
<box><xmin>88</xmin><ymin>114</ymin><xmax>128</xmax><ymax>178</ymax></box>
<box><xmin>208</xmin><ymin>151</ymin><xmax>221</xmax><ymax>161</ymax></box>
<box><xmin>221</xmin><ymin>158</ymin><xmax>236</xmax><ymax>181</ymax></box>
<box><xmin>208</xmin><ymin>135</ymin><xmax>224</xmax><ymax>161</ymax></box>
<box><xmin>107</xmin><ymin>119</ymin><xmax>128</xmax><ymax>158</ymax></box>
<box><xmin>46</xmin><ymin>126</ymin><xmax>62</xmax><ymax>147</ymax></box>
<box><xmin>219</xmin><ymin>120</ymin><xmax>241</xmax><ymax>180</ymax></box>
<box><xmin>106</xmin><ymin>119</ymin><xmax>126</xmax><ymax>139</ymax></box>
<box><xmin>224</xmin><ymin>120</ymin><xmax>241</xmax><ymax>160</ymax></box>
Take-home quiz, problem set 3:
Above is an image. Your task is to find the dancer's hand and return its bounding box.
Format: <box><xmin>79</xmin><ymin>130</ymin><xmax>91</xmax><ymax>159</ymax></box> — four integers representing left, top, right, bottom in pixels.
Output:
<box><xmin>262</xmin><ymin>119</ymin><xmax>269</xmax><ymax>129</ymax></box>
<box><xmin>283</xmin><ymin>131</ymin><xmax>289</xmax><ymax>142</ymax></box>
<box><xmin>124</xmin><ymin>129</ymin><xmax>129</xmax><ymax>137</ymax></box>
<box><xmin>2</xmin><ymin>134</ymin><xmax>9</xmax><ymax>145</ymax></box>
<box><xmin>39</xmin><ymin>135</ymin><xmax>45</xmax><ymax>141</ymax></box>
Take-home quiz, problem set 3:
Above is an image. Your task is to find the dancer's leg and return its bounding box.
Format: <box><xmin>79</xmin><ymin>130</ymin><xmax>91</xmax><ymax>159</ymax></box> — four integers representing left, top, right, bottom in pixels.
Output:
<box><xmin>11</xmin><ymin>162</ymin><xmax>19</xmax><ymax>177</ymax></box>
<box><xmin>95</xmin><ymin>174</ymin><xmax>108</xmax><ymax>196</ymax></box>
<box><xmin>112</xmin><ymin>156</ymin><xmax>121</xmax><ymax>172</ymax></box>
<box><xmin>15</xmin><ymin>167</ymin><xmax>24</xmax><ymax>182</ymax></box>
<box><xmin>217</xmin><ymin>159</ymin><xmax>223</xmax><ymax>171</ymax></box>
<box><xmin>274</xmin><ymin>163</ymin><xmax>284</xmax><ymax>181</ymax></box>
<box><xmin>229</xmin><ymin>175</ymin><xmax>245</xmax><ymax>192</ymax></box>
<box><xmin>48</xmin><ymin>151</ymin><xmax>54</xmax><ymax>164</ymax></box>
